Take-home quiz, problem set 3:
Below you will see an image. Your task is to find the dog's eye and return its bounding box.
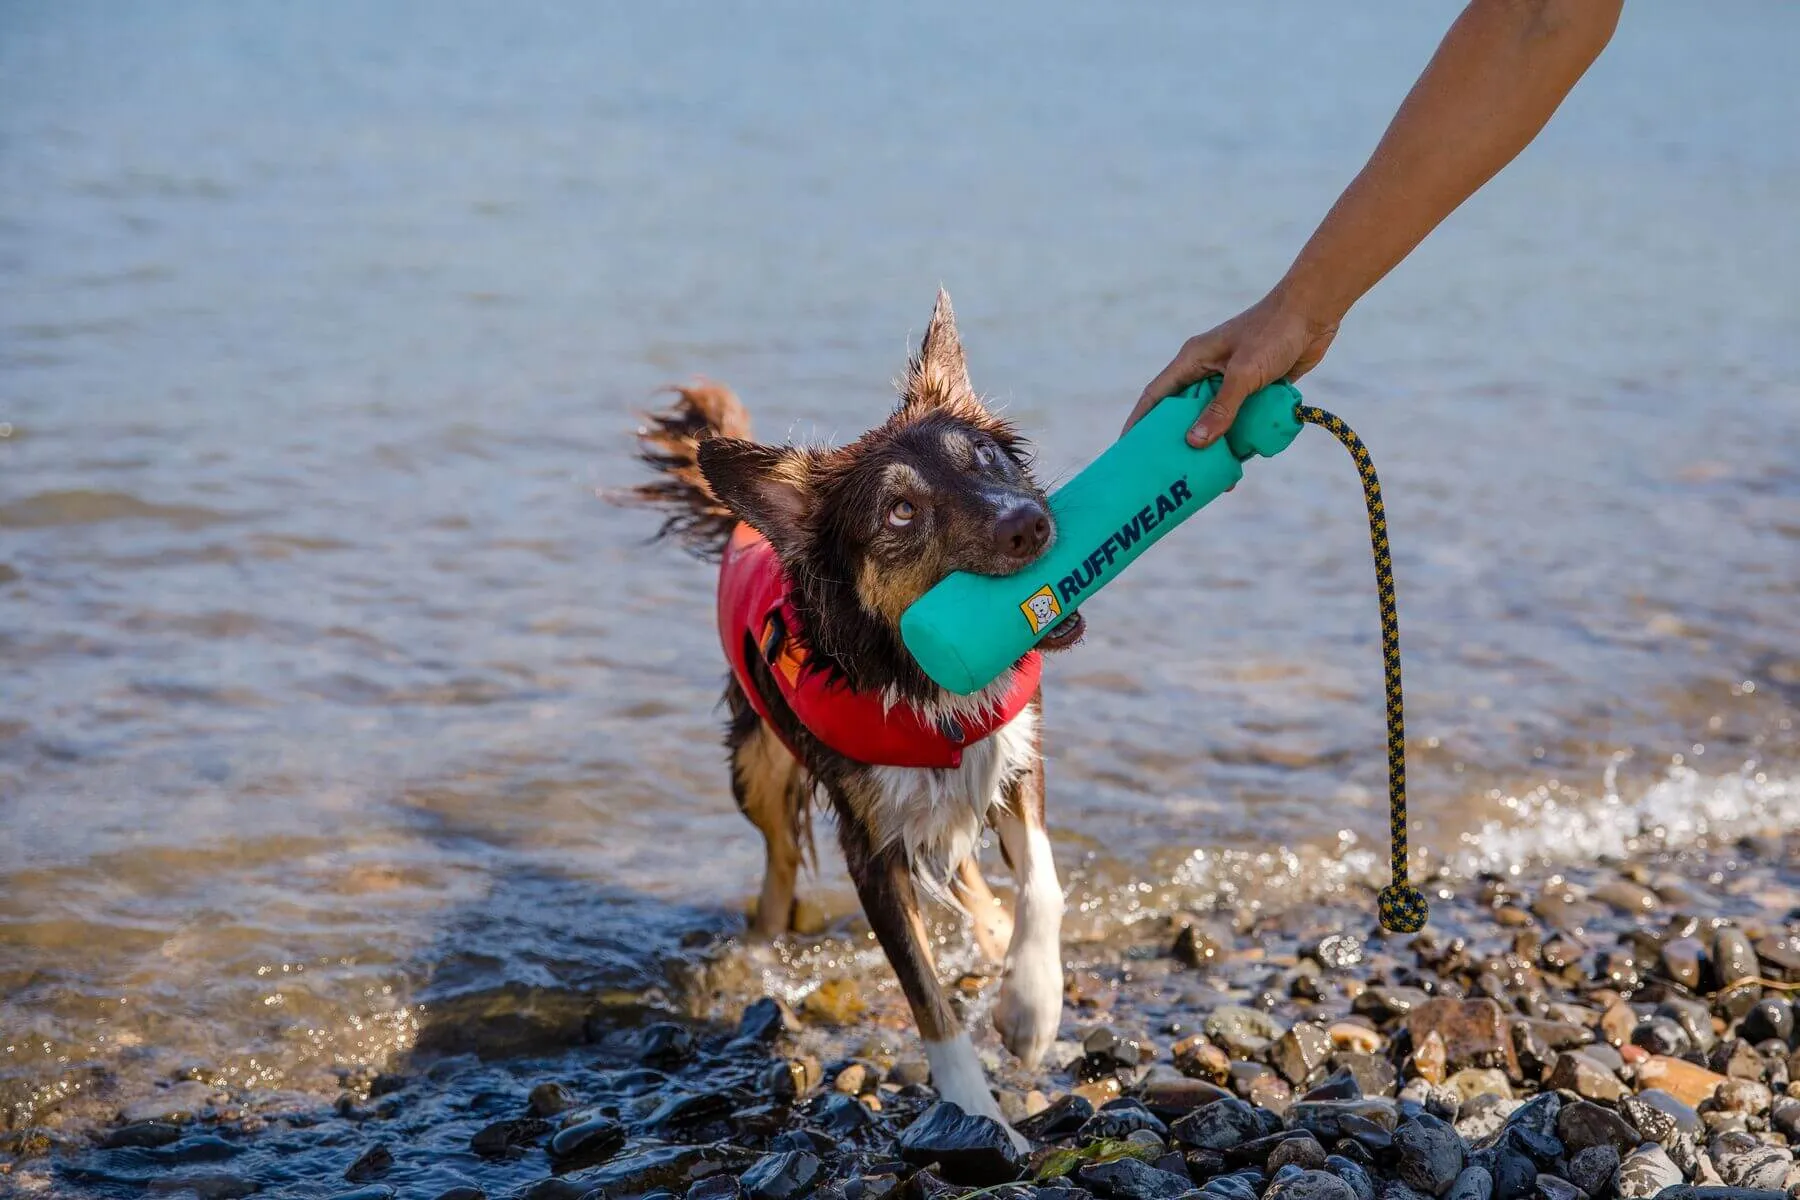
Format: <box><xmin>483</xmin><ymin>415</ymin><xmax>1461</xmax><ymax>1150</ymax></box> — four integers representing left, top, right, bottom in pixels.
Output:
<box><xmin>887</xmin><ymin>499</ymin><xmax>916</xmax><ymax>528</ymax></box>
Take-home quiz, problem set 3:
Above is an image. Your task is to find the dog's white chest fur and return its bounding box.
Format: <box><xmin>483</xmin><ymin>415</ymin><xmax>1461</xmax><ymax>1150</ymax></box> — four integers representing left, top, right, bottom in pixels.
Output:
<box><xmin>865</xmin><ymin>705</ymin><xmax>1037</xmax><ymax>901</ymax></box>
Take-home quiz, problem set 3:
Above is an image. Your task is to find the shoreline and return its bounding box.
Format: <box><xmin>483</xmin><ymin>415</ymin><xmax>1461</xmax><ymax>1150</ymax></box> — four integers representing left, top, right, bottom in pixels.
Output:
<box><xmin>5</xmin><ymin>833</ymin><xmax>1797</xmax><ymax>1200</ymax></box>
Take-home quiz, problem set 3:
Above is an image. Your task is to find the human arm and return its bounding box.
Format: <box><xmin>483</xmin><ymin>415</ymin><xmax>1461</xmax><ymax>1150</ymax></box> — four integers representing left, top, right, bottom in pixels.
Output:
<box><xmin>1124</xmin><ymin>0</ymin><xmax>1623</xmax><ymax>444</ymax></box>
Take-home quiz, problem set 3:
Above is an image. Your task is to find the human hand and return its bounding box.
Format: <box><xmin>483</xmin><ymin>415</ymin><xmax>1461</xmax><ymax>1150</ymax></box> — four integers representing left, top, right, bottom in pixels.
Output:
<box><xmin>1122</xmin><ymin>285</ymin><xmax>1339</xmax><ymax>447</ymax></box>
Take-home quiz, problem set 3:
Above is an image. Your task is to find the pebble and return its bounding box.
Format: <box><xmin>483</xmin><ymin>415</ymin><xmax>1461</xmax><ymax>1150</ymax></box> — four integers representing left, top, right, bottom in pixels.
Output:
<box><xmin>1635</xmin><ymin>1056</ymin><xmax>1729</xmax><ymax>1107</ymax></box>
<box><xmin>98</xmin><ymin>1121</ymin><xmax>183</xmax><ymax>1149</ymax></box>
<box><xmin>1738</xmin><ymin>999</ymin><xmax>1794</xmax><ymax>1047</ymax></box>
<box><xmin>1444</xmin><ymin>1070</ymin><xmax>1511</xmax><ymax>1104</ymax></box>
<box><xmin>735</xmin><ymin>996</ymin><xmax>796</xmax><ymax>1044</ymax></box>
<box><xmin>1714</xmin><ymin>1078</ymin><xmax>1773</xmax><ymax>1114</ymax></box>
<box><xmin>1544</xmin><ymin>1052</ymin><xmax>1626</xmax><ymax>1103</ymax></box>
<box><xmin>469</xmin><ymin>1117</ymin><xmax>550</xmax><ymax>1158</ymax></box>
<box><xmin>546</xmin><ymin>1116</ymin><xmax>626</xmax><ymax>1168</ymax></box>
<box><xmin>1078</xmin><ymin>1098</ymin><xmax>1168</xmax><ymax>1141</ymax></box>
<box><xmin>1554</xmin><ymin>1099</ymin><xmax>1638</xmax><ymax>1157</ymax></box>
<box><xmin>1076</xmin><ymin>1156</ymin><xmax>1193</xmax><ymax>1200</ymax></box>
<box><xmin>1265</xmin><ymin>1169</ymin><xmax>1358</xmax><ymax>1200</ymax></box>
<box><xmin>896</xmin><ymin>1102</ymin><xmax>1022</xmax><ymax>1186</ymax></box>
<box><xmin>1205</xmin><ymin>1007</ymin><xmax>1284</xmax><ymax>1059</ymax></box>
<box><xmin>1656</xmin><ymin>996</ymin><xmax>1717</xmax><ymax>1054</ymax></box>
<box><xmin>740</xmin><ymin>1150</ymin><xmax>822</xmax><ymax>1200</ymax></box>
<box><xmin>1711</xmin><ymin>927</ymin><xmax>1760</xmax><ymax>989</ymax></box>
<box><xmin>1660</xmin><ymin>938</ymin><xmax>1708</xmax><ymax>990</ymax></box>
<box><xmin>1411</xmin><ymin>1032</ymin><xmax>1449</xmax><ymax>1086</ymax></box>
<box><xmin>1407</xmin><ymin>1001</ymin><xmax>1519</xmax><ymax>1078</ymax></box>
<box><xmin>1615</xmin><ymin>1145</ymin><xmax>1682</xmax><ymax>1199</ymax></box>
<box><xmin>527</xmin><ymin>1082</ymin><xmax>576</xmax><ymax>1118</ymax></box>
<box><xmin>1630</xmin><ymin>1017</ymin><xmax>1692</xmax><ymax>1058</ymax></box>
<box><xmin>1018</xmin><ymin>1093</ymin><xmax>1094</xmax><ymax>1141</ymax></box>
<box><xmin>1565</xmin><ymin>1145</ymin><xmax>1619</xmax><ymax>1197</ymax></box>
<box><xmin>1443</xmin><ymin>1166</ymin><xmax>1493</xmax><ymax>1200</ymax></box>
<box><xmin>1598</xmin><ymin>1002</ymin><xmax>1637</xmax><ymax>1048</ymax></box>
<box><xmin>1267</xmin><ymin>1134</ymin><xmax>1328</xmax><ymax>1173</ymax></box>
<box><xmin>1708</xmin><ymin>1131</ymin><xmax>1794</xmax><ymax>1191</ymax></box>
<box><xmin>1327</xmin><ymin>1154</ymin><xmax>1378</xmax><ymax>1200</ymax></box>
<box><xmin>1394</xmin><ymin>1113</ymin><xmax>1465</xmax><ymax>1197</ymax></box>
<box><xmin>1620</xmin><ymin>1089</ymin><xmax>1703</xmax><ymax>1143</ymax></box>
<box><xmin>640</xmin><ymin>1022</ymin><xmax>697</xmax><ymax>1067</ymax></box>
<box><xmin>1174</xmin><ymin>924</ymin><xmax>1228</xmax><ymax>969</ymax></box>
<box><xmin>1274</xmin><ymin>1024</ymin><xmax>1335</xmax><ymax>1089</ymax></box>
<box><xmin>800</xmin><ymin>979</ymin><xmax>866</xmax><ymax>1026</ymax></box>
<box><xmin>1172</xmin><ymin>1098</ymin><xmax>1266</xmax><ymax>1151</ymax></box>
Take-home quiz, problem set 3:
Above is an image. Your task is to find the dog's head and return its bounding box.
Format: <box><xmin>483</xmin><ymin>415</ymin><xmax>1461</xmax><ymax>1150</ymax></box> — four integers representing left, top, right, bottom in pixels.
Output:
<box><xmin>696</xmin><ymin>290</ymin><xmax>1085</xmax><ymax>692</ymax></box>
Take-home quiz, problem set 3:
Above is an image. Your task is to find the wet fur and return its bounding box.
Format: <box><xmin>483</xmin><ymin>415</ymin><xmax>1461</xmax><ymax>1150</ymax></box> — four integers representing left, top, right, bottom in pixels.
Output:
<box><xmin>618</xmin><ymin>291</ymin><xmax>1066</xmax><ymax>1137</ymax></box>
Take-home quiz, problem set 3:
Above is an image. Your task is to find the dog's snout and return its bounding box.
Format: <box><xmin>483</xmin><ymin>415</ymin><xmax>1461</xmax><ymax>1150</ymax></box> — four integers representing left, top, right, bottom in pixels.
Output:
<box><xmin>995</xmin><ymin>502</ymin><xmax>1051</xmax><ymax>561</ymax></box>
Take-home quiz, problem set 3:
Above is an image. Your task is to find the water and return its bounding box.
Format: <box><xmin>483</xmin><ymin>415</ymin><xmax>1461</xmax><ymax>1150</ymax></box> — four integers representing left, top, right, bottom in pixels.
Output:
<box><xmin>3</xmin><ymin>0</ymin><xmax>1799</xmax><ymax>1150</ymax></box>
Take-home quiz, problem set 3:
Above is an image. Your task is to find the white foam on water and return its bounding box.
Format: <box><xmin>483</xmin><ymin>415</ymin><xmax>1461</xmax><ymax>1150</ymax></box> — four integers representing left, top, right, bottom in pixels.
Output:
<box><xmin>1451</xmin><ymin>757</ymin><xmax>1800</xmax><ymax>876</ymax></box>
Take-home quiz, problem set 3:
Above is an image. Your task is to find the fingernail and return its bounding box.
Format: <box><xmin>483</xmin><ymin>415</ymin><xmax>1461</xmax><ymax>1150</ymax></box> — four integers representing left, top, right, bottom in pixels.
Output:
<box><xmin>1187</xmin><ymin>424</ymin><xmax>1210</xmax><ymax>447</ymax></box>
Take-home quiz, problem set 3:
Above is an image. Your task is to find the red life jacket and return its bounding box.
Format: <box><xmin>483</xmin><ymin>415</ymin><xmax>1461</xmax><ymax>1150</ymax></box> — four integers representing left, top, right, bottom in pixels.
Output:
<box><xmin>716</xmin><ymin>523</ymin><xmax>1040</xmax><ymax>769</ymax></box>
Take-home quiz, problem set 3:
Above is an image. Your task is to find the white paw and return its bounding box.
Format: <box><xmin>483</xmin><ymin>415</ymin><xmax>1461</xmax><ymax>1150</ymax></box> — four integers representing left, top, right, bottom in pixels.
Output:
<box><xmin>992</xmin><ymin>948</ymin><xmax>1063</xmax><ymax>1068</ymax></box>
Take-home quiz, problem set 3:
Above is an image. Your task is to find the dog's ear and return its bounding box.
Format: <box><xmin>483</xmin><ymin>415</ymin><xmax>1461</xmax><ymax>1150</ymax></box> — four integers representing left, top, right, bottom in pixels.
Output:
<box><xmin>695</xmin><ymin>436</ymin><xmax>813</xmax><ymax>549</ymax></box>
<box><xmin>902</xmin><ymin>288</ymin><xmax>974</xmax><ymax>408</ymax></box>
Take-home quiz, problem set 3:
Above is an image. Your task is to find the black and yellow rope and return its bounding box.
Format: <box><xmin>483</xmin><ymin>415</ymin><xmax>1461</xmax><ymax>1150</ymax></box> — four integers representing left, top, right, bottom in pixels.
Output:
<box><xmin>1295</xmin><ymin>405</ymin><xmax>1429</xmax><ymax>934</ymax></box>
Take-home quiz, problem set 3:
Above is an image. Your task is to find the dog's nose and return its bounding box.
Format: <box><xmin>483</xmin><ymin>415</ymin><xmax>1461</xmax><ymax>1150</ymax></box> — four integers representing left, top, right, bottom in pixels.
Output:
<box><xmin>995</xmin><ymin>502</ymin><xmax>1051</xmax><ymax>561</ymax></box>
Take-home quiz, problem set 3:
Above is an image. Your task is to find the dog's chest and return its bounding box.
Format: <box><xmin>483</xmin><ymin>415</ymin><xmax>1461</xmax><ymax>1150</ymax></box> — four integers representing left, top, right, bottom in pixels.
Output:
<box><xmin>862</xmin><ymin>706</ymin><xmax>1037</xmax><ymax>888</ymax></box>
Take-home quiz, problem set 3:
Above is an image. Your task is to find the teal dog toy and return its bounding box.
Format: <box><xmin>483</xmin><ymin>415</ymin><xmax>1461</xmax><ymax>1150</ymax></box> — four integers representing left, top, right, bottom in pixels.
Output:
<box><xmin>899</xmin><ymin>378</ymin><xmax>1430</xmax><ymax>934</ymax></box>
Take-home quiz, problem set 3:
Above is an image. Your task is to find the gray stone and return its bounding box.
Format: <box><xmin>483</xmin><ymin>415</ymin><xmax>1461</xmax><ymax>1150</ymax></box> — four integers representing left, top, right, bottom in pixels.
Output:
<box><xmin>1263</xmin><ymin>1170</ymin><xmax>1357</xmax><ymax>1200</ymax></box>
<box><xmin>1325</xmin><ymin>1155</ymin><xmax>1376</xmax><ymax>1200</ymax></box>
<box><xmin>1443</xmin><ymin>1166</ymin><xmax>1493</xmax><ymax>1200</ymax></box>
<box><xmin>1205</xmin><ymin>1007</ymin><xmax>1284</xmax><ymax>1059</ymax></box>
<box><xmin>1395</xmin><ymin>1114</ymin><xmax>1465</xmax><ymax>1197</ymax></box>
<box><xmin>1555</xmin><ymin>1100</ymin><xmax>1638</xmax><ymax>1157</ymax></box>
<box><xmin>1274</xmin><ymin>1025</ymin><xmax>1335</xmax><ymax>1089</ymax></box>
<box><xmin>1172</xmin><ymin>1098</ymin><xmax>1264</xmax><ymax>1151</ymax></box>
<box><xmin>1708</xmin><ymin>1130</ymin><xmax>1794</xmax><ymax>1191</ymax></box>
<box><xmin>1268</xmin><ymin>1135</ymin><xmax>1327</xmax><ymax>1174</ymax></box>
<box><xmin>1076</xmin><ymin>1157</ymin><xmax>1194</xmax><ymax>1200</ymax></box>
<box><xmin>1614</xmin><ymin>1146</ymin><xmax>1681</xmax><ymax>1200</ymax></box>
<box><xmin>741</xmin><ymin>1151</ymin><xmax>823</xmax><ymax>1200</ymax></box>
<box><xmin>1566</xmin><ymin>1145</ymin><xmax>1620</xmax><ymax>1198</ymax></box>
<box><xmin>1530</xmin><ymin>1177</ymin><xmax>1579</xmax><ymax>1200</ymax></box>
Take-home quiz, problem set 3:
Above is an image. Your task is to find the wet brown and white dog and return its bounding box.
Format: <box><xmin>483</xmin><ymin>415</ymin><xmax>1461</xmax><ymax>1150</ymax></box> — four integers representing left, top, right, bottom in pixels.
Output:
<box><xmin>622</xmin><ymin>291</ymin><xmax>1083</xmax><ymax>1138</ymax></box>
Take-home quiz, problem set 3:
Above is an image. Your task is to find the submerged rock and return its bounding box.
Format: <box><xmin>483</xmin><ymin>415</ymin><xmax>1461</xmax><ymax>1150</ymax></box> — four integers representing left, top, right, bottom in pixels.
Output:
<box><xmin>740</xmin><ymin>1150</ymin><xmax>822</xmax><ymax>1200</ymax></box>
<box><xmin>896</xmin><ymin>1102</ymin><xmax>1022</xmax><ymax>1186</ymax></box>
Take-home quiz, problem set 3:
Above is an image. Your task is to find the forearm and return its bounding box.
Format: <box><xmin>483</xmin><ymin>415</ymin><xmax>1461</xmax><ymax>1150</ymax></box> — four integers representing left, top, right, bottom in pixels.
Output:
<box><xmin>1281</xmin><ymin>0</ymin><xmax>1621</xmax><ymax>322</ymax></box>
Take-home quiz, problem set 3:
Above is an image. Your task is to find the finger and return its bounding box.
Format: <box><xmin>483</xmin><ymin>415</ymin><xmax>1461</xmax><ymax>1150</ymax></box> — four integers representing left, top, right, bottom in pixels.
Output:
<box><xmin>1187</xmin><ymin>360</ymin><xmax>1259</xmax><ymax>448</ymax></box>
<box><xmin>1122</xmin><ymin>338</ymin><xmax>1220</xmax><ymax>437</ymax></box>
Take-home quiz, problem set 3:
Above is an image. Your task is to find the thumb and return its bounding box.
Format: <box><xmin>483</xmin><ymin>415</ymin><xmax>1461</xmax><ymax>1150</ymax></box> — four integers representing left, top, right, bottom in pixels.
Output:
<box><xmin>1187</xmin><ymin>361</ymin><xmax>1259</xmax><ymax>448</ymax></box>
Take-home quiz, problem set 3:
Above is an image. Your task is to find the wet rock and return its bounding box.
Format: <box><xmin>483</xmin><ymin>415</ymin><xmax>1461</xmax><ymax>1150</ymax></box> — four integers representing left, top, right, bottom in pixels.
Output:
<box><xmin>1656</xmin><ymin>996</ymin><xmax>1716</xmax><ymax>1054</ymax></box>
<box><xmin>1018</xmin><ymin>1093</ymin><xmax>1094</xmax><ymax>1142</ymax></box>
<box><xmin>1355</xmin><ymin>987</ymin><xmax>1432</xmax><ymax>1023</ymax></box>
<box><xmin>566</xmin><ymin>1144</ymin><xmax>757</xmax><ymax>1197</ymax></box>
<box><xmin>736</xmin><ymin>997</ymin><xmax>798</xmax><ymax>1044</ymax></box>
<box><xmin>732</xmin><ymin>1103</ymin><xmax>788</xmax><ymax>1141</ymax></box>
<box><xmin>1173</xmin><ymin>1097</ymin><xmax>1265</xmax><ymax>1150</ymax></box>
<box><xmin>1445</xmin><ymin>1070</ymin><xmax>1512</xmax><ymax>1104</ymax></box>
<box><xmin>1408</xmin><ymin>1000</ymin><xmax>1521</xmax><ymax>1079</ymax></box>
<box><xmin>1620</xmin><ymin>1090</ymin><xmax>1702</xmax><ymax>1144</ymax></box>
<box><xmin>1737</xmin><ymin>999</ymin><xmax>1793</xmax><ymax>1048</ymax></box>
<box><xmin>1173</xmin><ymin>1036</ymin><xmax>1232</xmax><ymax>1085</ymax></box>
<box><xmin>1305</xmin><ymin>1069</ymin><xmax>1364</xmax><ymax>1103</ymax></box>
<box><xmin>1565</xmin><ymin>1145</ymin><xmax>1619</xmax><ymax>1198</ymax></box>
<box><xmin>1306</xmin><ymin>934</ymin><xmax>1367</xmax><ymax>971</ymax></box>
<box><xmin>1329</xmin><ymin>1023</ymin><xmax>1384</xmax><ymax>1056</ymax></box>
<box><xmin>1264</xmin><ymin>1169</ymin><xmax>1357</xmax><ymax>1200</ymax></box>
<box><xmin>1174</xmin><ymin>924</ymin><xmax>1227</xmax><ymax>969</ymax></box>
<box><xmin>529</xmin><ymin>1082</ymin><xmax>577</xmax><ymax>1118</ymax></box>
<box><xmin>120</xmin><ymin>1081</ymin><xmax>216</xmax><ymax>1125</ymax></box>
<box><xmin>1504</xmin><ymin>1092</ymin><xmax>1562</xmax><ymax>1141</ymax></box>
<box><xmin>1660</xmin><ymin>938</ymin><xmax>1708</xmax><ymax>990</ymax></box>
<box><xmin>1395</xmin><ymin>1114</ymin><xmax>1465</xmax><ymax>1197</ymax></box>
<box><xmin>1636</xmin><ymin>1056</ymin><xmax>1728</xmax><ymax>1107</ymax></box>
<box><xmin>741</xmin><ymin>1150</ymin><xmax>822</xmax><ymax>1200</ymax></box>
<box><xmin>1714</xmin><ymin>1038</ymin><xmax>1763</xmax><ymax>1081</ymax></box>
<box><xmin>1614</xmin><ymin>1146</ymin><xmax>1681</xmax><ymax>1199</ymax></box>
<box><xmin>1490</xmin><ymin>1147</ymin><xmax>1538</xmax><ymax>1200</ymax></box>
<box><xmin>1080</xmin><ymin>1098</ymin><xmax>1168</xmax><ymax>1141</ymax></box>
<box><xmin>1444</xmin><ymin>1166</ymin><xmax>1493</xmax><ymax>1200</ymax></box>
<box><xmin>1751</xmin><ymin>935</ymin><xmax>1800</xmax><ymax>982</ymax></box>
<box><xmin>886</xmin><ymin>1059</ymin><xmax>930</xmax><ymax>1088</ymax></box>
<box><xmin>1142</xmin><ymin>1073</ymin><xmax>1234</xmax><ymax>1116</ymax></box>
<box><xmin>1340</xmin><ymin>1056</ymin><xmax>1401</xmax><ymax>1100</ymax></box>
<box><xmin>345</xmin><ymin>1143</ymin><xmax>394</xmax><ymax>1184</ymax></box>
<box><xmin>1593</xmin><ymin>880</ymin><xmax>1661</xmax><ymax>916</ymax></box>
<box><xmin>1630</xmin><ymin>1018</ymin><xmax>1691</xmax><ymax>1058</ymax></box>
<box><xmin>1085</xmin><ymin>1027</ymin><xmax>1147</xmax><ymax>1072</ymax></box>
<box><xmin>832</xmin><ymin>1063</ymin><xmax>870</xmax><ymax>1096</ymax></box>
<box><xmin>1327</xmin><ymin>1154</ymin><xmax>1377</xmax><ymax>1200</ymax></box>
<box><xmin>1288</xmin><ymin>1099</ymin><xmax>1400</xmax><ymax>1143</ymax></box>
<box><xmin>1554</xmin><ymin>1100</ymin><xmax>1636</xmax><ymax>1158</ymax></box>
<box><xmin>98</xmin><ymin>1121</ymin><xmax>183</xmax><ymax>1149</ymax></box>
<box><xmin>1772</xmin><ymin>1095</ymin><xmax>1800</xmax><ymax>1140</ymax></box>
<box><xmin>1077</xmin><ymin>1157</ymin><xmax>1194</xmax><ymax>1200</ymax></box>
<box><xmin>690</xmin><ymin>1177</ymin><xmax>742</xmax><ymax>1200</ymax></box>
<box><xmin>1275</xmin><ymin>1025</ymin><xmax>1335</xmax><ymax>1089</ymax></box>
<box><xmin>1708</xmin><ymin>1130</ymin><xmax>1793</xmax><ymax>1190</ymax></box>
<box><xmin>546</xmin><ymin>1116</ymin><xmax>626</xmax><ymax>1168</ymax></box>
<box><xmin>1412</xmin><ymin>1032</ymin><xmax>1449</xmax><ymax>1086</ymax></box>
<box><xmin>1714</xmin><ymin>1078</ymin><xmax>1772</xmax><ymax>1114</ymax></box>
<box><xmin>811</xmin><ymin>1092</ymin><xmax>874</xmax><ymax>1137</ymax></box>
<box><xmin>764</xmin><ymin>1058</ymin><xmax>822</xmax><ymax>1101</ymax></box>
<box><xmin>1530</xmin><ymin>1176</ymin><xmax>1579</xmax><ymax>1200</ymax></box>
<box><xmin>800</xmin><ymin>979</ymin><xmax>867</xmax><ymax>1026</ymax></box>
<box><xmin>1379</xmin><ymin>1180</ymin><xmax>1435</xmax><ymax>1200</ymax></box>
<box><xmin>1205</xmin><ymin>1007</ymin><xmax>1284</xmax><ymax>1059</ymax></box>
<box><xmin>641</xmin><ymin>1023</ymin><xmax>697</xmax><ymax>1067</ymax></box>
<box><xmin>1598</xmin><ymin>1004</ymin><xmax>1636</xmax><ymax>1049</ymax></box>
<box><xmin>1545</xmin><ymin>1052</ymin><xmax>1626</xmax><ymax>1103</ymax></box>
<box><xmin>1711</xmin><ymin>928</ymin><xmax>1760</xmax><ymax>990</ymax></box>
<box><xmin>1268</xmin><ymin>1135</ymin><xmax>1328</xmax><ymax>1174</ymax></box>
<box><xmin>1249</xmin><ymin>1073</ymin><xmax>1294</xmax><ymax>1116</ymax></box>
<box><xmin>470</xmin><ymin>1117</ymin><xmax>551</xmax><ymax>1158</ymax></box>
<box><xmin>646</xmin><ymin>1089</ymin><xmax>743</xmax><ymax>1131</ymax></box>
<box><xmin>1197</xmin><ymin>1171</ymin><xmax>1264</xmax><ymax>1200</ymax></box>
<box><xmin>1594</xmin><ymin>950</ymin><xmax>1639</xmax><ymax>993</ymax></box>
<box><xmin>896</xmin><ymin>1102</ymin><xmax>1023</xmax><ymax>1186</ymax></box>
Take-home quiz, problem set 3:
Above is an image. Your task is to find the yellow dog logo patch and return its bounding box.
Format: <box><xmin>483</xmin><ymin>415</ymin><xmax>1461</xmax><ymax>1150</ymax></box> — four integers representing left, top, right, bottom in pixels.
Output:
<box><xmin>1020</xmin><ymin>586</ymin><xmax>1062</xmax><ymax>635</ymax></box>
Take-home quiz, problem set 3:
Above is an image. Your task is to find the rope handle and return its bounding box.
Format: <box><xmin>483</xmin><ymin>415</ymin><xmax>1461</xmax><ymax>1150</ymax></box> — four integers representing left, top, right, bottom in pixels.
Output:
<box><xmin>1295</xmin><ymin>406</ymin><xmax>1429</xmax><ymax>934</ymax></box>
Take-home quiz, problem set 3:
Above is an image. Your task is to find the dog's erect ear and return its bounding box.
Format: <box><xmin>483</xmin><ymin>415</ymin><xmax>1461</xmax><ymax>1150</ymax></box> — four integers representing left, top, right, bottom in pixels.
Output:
<box><xmin>903</xmin><ymin>288</ymin><xmax>974</xmax><ymax>407</ymax></box>
<box><xmin>695</xmin><ymin>437</ymin><xmax>813</xmax><ymax>549</ymax></box>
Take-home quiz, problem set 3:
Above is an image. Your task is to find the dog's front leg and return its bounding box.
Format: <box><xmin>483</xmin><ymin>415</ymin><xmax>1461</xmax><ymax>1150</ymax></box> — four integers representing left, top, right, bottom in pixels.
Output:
<box><xmin>834</xmin><ymin>805</ymin><xmax>1021</xmax><ymax>1145</ymax></box>
<box><xmin>990</xmin><ymin>755</ymin><xmax>1065</xmax><ymax>1070</ymax></box>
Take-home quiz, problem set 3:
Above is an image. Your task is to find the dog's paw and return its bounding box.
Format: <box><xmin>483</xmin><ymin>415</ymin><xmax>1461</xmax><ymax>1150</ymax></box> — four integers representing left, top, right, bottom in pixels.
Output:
<box><xmin>992</xmin><ymin>951</ymin><xmax>1063</xmax><ymax>1068</ymax></box>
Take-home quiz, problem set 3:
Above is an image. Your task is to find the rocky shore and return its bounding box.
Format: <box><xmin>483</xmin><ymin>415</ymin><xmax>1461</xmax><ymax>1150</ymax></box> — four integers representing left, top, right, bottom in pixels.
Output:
<box><xmin>6</xmin><ymin>838</ymin><xmax>1799</xmax><ymax>1200</ymax></box>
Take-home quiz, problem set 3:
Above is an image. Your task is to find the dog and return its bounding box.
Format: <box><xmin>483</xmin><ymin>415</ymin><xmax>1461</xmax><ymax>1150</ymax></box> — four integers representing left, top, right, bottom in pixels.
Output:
<box><xmin>620</xmin><ymin>290</ymin><xmax>1085</xmax><ymax>1137</ymax></box>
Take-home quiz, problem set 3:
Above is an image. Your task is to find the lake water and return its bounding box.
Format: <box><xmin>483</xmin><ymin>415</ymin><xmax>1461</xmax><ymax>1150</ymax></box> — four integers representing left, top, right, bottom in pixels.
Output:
<box><xmin>3</xmin><ymin>0</ymin><xmax>1798</xmax><ymax>1140</ymax></box>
